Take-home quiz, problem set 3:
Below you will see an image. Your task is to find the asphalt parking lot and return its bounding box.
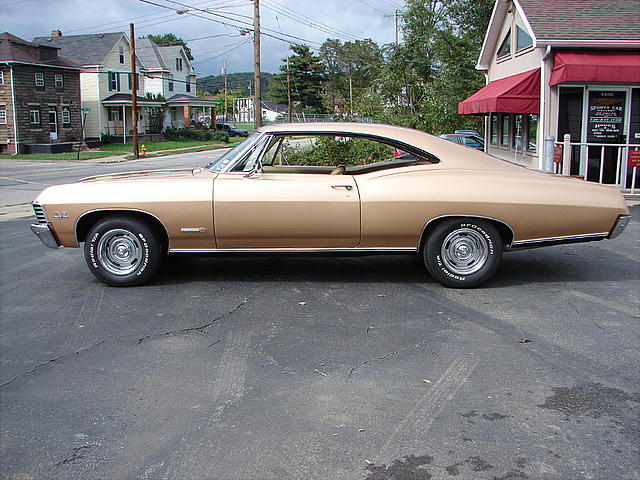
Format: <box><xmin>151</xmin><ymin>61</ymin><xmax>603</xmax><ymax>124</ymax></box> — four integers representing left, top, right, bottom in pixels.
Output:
<box><xmin>0</xmin><ymin>156</ymin><xmax>638</xmax><ymax>479</ymax></box>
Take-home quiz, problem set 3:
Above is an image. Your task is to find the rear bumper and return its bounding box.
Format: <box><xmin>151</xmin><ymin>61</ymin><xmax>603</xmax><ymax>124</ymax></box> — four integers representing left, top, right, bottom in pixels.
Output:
<box><xmin>30</xmin><ymin>224</ymin><xmax>60</xmax><ymax>249</ymax></box>
<box><xmin>609</xmin><ymin>214</ymin><xmax>631</xmax><ymax>239</ymax></box>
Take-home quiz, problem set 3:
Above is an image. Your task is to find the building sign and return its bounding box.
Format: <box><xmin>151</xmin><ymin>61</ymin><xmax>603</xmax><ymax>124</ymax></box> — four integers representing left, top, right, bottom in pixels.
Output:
<box><xmin>587</xmin><ymin>91</ymin><xmax>625</xmax><ymax>143</ymax></box>
<box><xmin>628</xmin><ymin>149</ymin><xmax>640</xmax><ymax>168</ymax></box>
<box><xmin>553</xmin><ymin>145</ymin><xmax>562</xmax><ymax>163</ymax></box>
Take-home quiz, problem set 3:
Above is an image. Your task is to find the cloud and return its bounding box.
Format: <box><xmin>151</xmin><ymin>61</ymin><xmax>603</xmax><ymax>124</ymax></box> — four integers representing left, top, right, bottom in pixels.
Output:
<box><xmin>0</xmin><ymin>0</ymin><xmax>399</xmax><ymax>75</ymax></box>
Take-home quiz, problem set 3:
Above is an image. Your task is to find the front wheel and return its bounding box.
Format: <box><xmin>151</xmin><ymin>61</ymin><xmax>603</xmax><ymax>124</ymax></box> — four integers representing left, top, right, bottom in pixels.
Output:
<box><xmin>423</xmin><ymin>218</ymin><xmax>503</xmax><ymax>288</ymax></box>
<box><xmin>84</xmin><ymin>216</ymin><xmax>164</xmax><ymax>287</ymax></box>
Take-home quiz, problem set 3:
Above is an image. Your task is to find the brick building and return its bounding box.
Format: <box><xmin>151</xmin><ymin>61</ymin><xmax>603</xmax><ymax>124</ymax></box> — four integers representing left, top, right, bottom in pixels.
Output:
<box><xmin>0</xmin><ymin>32</ymin><xmax>82</xmax><ymax>154</ymax></box>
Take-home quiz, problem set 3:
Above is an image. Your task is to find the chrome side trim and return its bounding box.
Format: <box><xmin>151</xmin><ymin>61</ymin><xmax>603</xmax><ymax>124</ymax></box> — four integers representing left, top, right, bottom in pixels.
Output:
<box><xmin>168</xmin><ymin>247</ymin><xmax>417</xmax><ymax>254</ymax></box>
<box><xmin>510</xmin><ymin>232</ymin><xmax>609</xmax><ymax>248</ymax></box>
<box><xmin>608</xmin><ymin>214</ymin><xmax>631</xmax><ymax>239</ymax></box>
<box><xmin>30</xmin><ymin>224</ymin><xmax>60</xmax><ymax>249</ymax></box>
<box><xmin>419</xmin><ymin>215</ymin><xmax>516</xmax><ymax>248</ymax></box>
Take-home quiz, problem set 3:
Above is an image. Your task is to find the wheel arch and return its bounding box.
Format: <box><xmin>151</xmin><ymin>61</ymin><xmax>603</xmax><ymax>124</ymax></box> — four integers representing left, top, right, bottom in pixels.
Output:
<box><xmin>75</xmin><ymin>209</ymin><xmax>170</xmax><ymax>252</ymax></box>
<box><xmin>418</xmin><ymin>215</ymin><xmax>515</xmax><ymax>252</ymax></box>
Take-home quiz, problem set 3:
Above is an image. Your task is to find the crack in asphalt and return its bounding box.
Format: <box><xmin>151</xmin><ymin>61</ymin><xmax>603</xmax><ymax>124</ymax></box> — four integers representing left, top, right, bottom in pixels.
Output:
<box><xmin>50</xmin><ymin>442</ymin><xmax>98</xmax><ymax>469</ymax></box>
<box><xmin>0</xmin><ymin>340</ymin><xmax>106</xmax><ymax>389</ymax></box>
<box><xmin>346</xmin><ymin>339</ymin><xmax>429</xmax><ymax>381</ymax></box>
<box><xmin>137</xmin><ymin>298</ymin><xmax>248</xmax><ymax>344</ymax></box>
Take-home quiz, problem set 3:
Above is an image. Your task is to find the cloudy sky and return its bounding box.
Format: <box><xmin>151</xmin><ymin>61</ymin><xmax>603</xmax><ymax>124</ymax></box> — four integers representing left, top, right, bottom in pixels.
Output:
<box><xmin>0</xmin><ymin>0</ymin><xmax>400</xmax><ymax>76</ymax></box>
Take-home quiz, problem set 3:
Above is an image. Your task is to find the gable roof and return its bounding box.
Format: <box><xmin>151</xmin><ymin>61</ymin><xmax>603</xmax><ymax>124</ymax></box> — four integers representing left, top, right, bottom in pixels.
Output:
<box><xmin>518</xmin><ymin>0</ymin><xmax>640</xmax><ymax>42</ymax></box>
<box><xmin>0</xmin><ymin>32</ymin><xmax>79</xmax><ymax>68</ymax></box>
<box><xmin>158</xmin><ymin>45</ymin><xmax>193</xmax><ymax>73</ymax></box>
<box><xmin>32</xmin><ymin>32</ymin><xmax>125</xmax><ymax>66</ymax></box>
<box><xmin>136</xmin><ymin>37</ymin><xmax>168</xmax><ymax>71</ymax></box>
<box><xmin>477</xmin><ymin>0</ymin><xmax>640</xmax><ymax>69</ymax></box>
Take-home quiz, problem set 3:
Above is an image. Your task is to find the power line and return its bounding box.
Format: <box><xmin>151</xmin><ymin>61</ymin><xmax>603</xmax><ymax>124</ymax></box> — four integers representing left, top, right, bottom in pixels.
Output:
<box><xmin>354</xmin><ymin>0</ymin><xmax>387</xmax><ymax>15</ymax></box>
<box><xmin>261</xmin><ymin>0</ymin><xmax>362</xmax><ymax>42</ymax></box>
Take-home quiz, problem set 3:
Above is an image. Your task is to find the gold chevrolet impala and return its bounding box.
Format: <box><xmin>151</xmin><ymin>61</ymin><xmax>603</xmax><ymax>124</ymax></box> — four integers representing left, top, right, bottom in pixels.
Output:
<box><xmin>30</xmin><ymin>123</ymin><xmax>631</xmax><ymax>288</ymax></box>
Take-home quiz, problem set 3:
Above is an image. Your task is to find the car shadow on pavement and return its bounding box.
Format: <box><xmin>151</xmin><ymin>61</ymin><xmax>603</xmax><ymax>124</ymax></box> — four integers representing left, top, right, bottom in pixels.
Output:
<box><xmin>152</xmin><ymin>244</ymin><xmax>636</xmax><ymax>288</ymax></box>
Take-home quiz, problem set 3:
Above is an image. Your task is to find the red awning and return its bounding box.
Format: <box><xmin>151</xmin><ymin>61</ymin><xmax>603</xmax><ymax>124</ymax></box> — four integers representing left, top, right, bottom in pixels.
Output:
<box><xmin>550</xmin><ymin>51</ymin><xmax>640</xmax><ymax>86</ymax></box>
<box><xmin>458</xmin><ymin>68</ymin><xmax>540</xmax><ymax>115</ymax></box>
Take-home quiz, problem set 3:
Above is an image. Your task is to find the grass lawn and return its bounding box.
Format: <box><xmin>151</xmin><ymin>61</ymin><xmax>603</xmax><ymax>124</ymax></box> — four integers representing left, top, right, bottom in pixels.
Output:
<box><xmin>99</xmin><ymin>140</ymin><xmax>215</xmax><ymax>153</ymax></box>
<box><xmin>0</xmin><ymin>151</ymin><xmax>119</xmax><ymax>161</ymax></box>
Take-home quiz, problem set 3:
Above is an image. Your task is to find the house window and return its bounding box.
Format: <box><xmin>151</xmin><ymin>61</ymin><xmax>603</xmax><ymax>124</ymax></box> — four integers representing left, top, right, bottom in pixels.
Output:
<box><xmin>109</xmin><ymin>107</ymin><xmax>122</xmax><ymax>121</ymax></box>
<box><xmin>0</xmin><ymin>109</ymin><xmax>6</xmax><ymax>124</ymax></box>
<box><xmin>516</xmin><ymin>26</ymin><xmax>533</xmax><ymax>51</ymax></box>
<box><xmin>108</xmin><ymin>72</ymin><xmax>120</xmax><ymax>91</ymax></box>
<box><xmin>0</xmin><ymin>71</ymin><xmax>4</xmax><ymax>85</ymax></box>
<box><xmin>490</xmin><ymin>114</ymin><xmax>498</xmax><ymax>145</ymax></box>
<box><xmin>176</xmin><ymin>58</ymin><xmax>183</xmax><ymax>71</ymax></box>
<box><xmin>62</xmin><ymin>107</ymin><xmax>71</xmax><ymax>125</ymax></box>
<box><xmin>119</xmin><ymin>46</ymin><xmax>125</xmax><ymax>64</ymax></box>
<box><xmin>34</xmin><ymin>72</ymin><xmax>44</xmax><ymax>87</ymax></box>
<box><xmin>168</xmin><ymin>79</ymin><xmax>174</xmax><ymax>92</ymax></box>
<box><xmin>55</xmin><ymin>74</ymin><xmax>63</xmax><ymax>88</ymax></box>
<box><xmin>501</xmin><ymin>114</ymin><xmax>510</xmax><ymax>146</ymax></box>
<box><xmin>513</xmin><ymin>114</ymin><xmax>524</xmax><ymax>151</ymax></box>
<box><xmin>127</xmin><ymin>73</ymin><xmax>139</xmax><ymax>90</ymax></box>
<box><xmin>527</xmin><ymin>114</ymin><xmax>537</xmax><ymax>151</ymax></box>
<box><xmin>497</xmin><ymin>31</ymin><xmax>511</xmax><ymax>59</ymax></box>
<box><xmin>29</xmin><ymin>109</ymin><xmax>41</xmax><ymax>124</ymax></box>
<box><xmin>186</xmin><ymin>81</ymin><xmax>191</xmax><ymax>93</ymax></box>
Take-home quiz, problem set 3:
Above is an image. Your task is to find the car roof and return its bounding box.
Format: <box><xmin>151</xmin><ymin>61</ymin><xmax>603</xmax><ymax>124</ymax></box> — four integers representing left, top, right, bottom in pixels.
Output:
<box><xmin>259</xmin><ymin>123</ymin><xmax>511</xmax><ymax>171</ymax></box>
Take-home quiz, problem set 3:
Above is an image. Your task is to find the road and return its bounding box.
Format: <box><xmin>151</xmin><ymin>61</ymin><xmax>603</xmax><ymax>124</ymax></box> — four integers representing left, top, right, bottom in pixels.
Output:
<box><xmin>0</xmin><ymin>155</ymin><xmax>638</xmax><ymax>480</ymax></box>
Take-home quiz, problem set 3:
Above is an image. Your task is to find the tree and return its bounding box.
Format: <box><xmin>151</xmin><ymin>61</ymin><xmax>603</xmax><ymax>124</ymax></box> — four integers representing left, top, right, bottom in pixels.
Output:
<box><xmin>375</xmin><ymin>0</ymin><xmax>494</xmax><ymax>133</ymax></box>
<box><xmin>145</xmin><ymin>93</ymin><xmax>167</xmax><ymax>133</ymax></box>
<box><xmin>319</xmin><ymin>38</ymin><xmax>383</xmax><ymax>113</ymax></box>
<box><xmin>144</xmin><ymin>33</ymin><xmax>193</xmax><ymax>60</ymax></box>
<box><xmin>268</xmin><ymin>45</ymin><xmax>326</xmax><ymax>113</ymax></box>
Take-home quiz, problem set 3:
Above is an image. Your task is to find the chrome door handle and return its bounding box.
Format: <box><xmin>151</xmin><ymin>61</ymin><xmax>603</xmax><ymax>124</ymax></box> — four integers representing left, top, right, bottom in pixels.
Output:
<box><xmin>331</xmin><ymin>185</ymin><xmax>353</xmax><ymax>191</ymax></box>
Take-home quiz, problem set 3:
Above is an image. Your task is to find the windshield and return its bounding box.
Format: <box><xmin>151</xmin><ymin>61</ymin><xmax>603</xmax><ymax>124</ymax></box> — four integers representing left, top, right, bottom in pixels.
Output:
<box><xmin>205</xmin><ymin>131</ymin><xmax>261</xmax><ymax>172</ymax></box>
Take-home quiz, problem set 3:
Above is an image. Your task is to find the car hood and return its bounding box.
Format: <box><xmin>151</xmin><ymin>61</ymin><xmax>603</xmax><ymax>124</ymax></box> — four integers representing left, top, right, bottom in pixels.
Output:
<box><xmin>78</xmin><ymin>167</ymin><xmax>208</xmax><ymax>183</ymax></box>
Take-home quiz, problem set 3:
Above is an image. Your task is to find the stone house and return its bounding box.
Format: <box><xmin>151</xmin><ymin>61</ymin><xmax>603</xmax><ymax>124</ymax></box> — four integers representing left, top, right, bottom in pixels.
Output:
<box><xmin>0</xmin><ymin>32</ymin><xmax>81</xmax><ymax>154</ymax></box>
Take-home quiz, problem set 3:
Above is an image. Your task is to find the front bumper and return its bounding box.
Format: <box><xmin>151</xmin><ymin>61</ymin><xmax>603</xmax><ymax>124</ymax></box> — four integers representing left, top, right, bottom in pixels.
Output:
<box><xmin>609</xmin><ymin>214</ymin><xmax>631</xmax><ymax>239</ymax></box>
<box><xmin>30</xmin><ymin>223</ymin><xmax>60</xmax><ymax>249</ymax></box>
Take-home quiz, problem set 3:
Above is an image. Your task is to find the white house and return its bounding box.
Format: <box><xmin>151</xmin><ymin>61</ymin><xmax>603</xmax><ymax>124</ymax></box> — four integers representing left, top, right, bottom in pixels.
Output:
<box><xmin>32</xmin><ymin>31</ymin><xmax>163</xmax><ymax>142</ymax></box>
<box><xmin>136</xmin><ymin>38</ymin><xmax>216</xmax><ymax>129</ymax></box>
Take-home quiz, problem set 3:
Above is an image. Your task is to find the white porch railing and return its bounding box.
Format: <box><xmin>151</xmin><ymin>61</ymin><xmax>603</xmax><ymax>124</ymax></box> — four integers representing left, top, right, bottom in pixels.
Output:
<box><xmin>553</xmin><ymin>134</ymin><xmax>639</xmax><ymax>193</ymax></box>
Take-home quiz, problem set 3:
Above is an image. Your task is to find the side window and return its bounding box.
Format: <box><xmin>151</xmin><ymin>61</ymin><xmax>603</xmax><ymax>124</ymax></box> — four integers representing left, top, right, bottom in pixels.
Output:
<box><xmin>516</xmin><ymin>26</ymin><xmax>533</xmax><ymax>51</ymax></box>
<box><xmin>497</xmin><ymin>31</ymin><xmax>511</xmax><ymax>60</ymax></box>
<box><xmin>490</xmin><ymin>114</ymin><xmax>498</xmax><ymax>145</ymax></box>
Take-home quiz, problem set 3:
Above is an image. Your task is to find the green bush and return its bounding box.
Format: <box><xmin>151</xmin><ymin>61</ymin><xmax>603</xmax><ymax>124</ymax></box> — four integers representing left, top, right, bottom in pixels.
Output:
<box><xmin>100</xmin><ymin>133</ymin><xmax>114</xmax><ymax>144</ymax></box>
<box><xmin>283</xmin><ymin>137</ymin><xmax>393</xmax><ymax>166</ymax></box>
<box><xmin>164</xmin><ymin>127</ymin><xmax>229</xmax><ymax>143</ymax></box>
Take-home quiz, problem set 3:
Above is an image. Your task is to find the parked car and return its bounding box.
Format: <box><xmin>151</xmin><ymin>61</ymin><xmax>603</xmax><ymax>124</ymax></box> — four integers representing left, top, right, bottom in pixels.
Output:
<box><xmin>215</xmin><ymin>122</ymin><xmax>249</xmax><ymax>137</ymax></box>
<box><xmin>455</xmin><ymin>129</ymin><xmax>483</xmax><ymax>137</ymax></box>
<box><xmin>439</xmin><ymin>133</ymin><xmax>485</xmax><ymax>151</ymax></box>
<box><xmin>30</xmin><ymin>123</ymin><xmax>630</xmax><ymax>288</ymax></box>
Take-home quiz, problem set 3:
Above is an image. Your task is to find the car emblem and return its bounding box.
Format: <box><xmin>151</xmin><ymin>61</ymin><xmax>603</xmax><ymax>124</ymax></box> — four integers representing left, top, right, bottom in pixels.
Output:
<box><xmin>180</xmin><ymin>227</ymin><xmax>207</xmax><ymax>233</ymax></box>
<box><xmin>53</xmin><ymin>211</ymin><xmax>69</xmax><ymax>219</ymax></box>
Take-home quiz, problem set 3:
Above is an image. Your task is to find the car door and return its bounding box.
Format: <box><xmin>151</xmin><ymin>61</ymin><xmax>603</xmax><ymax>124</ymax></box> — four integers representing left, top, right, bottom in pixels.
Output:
<box><xmin>213</xmin><ymin>138</ymin><xmax>360</xmax><ymax>249</ymax></box>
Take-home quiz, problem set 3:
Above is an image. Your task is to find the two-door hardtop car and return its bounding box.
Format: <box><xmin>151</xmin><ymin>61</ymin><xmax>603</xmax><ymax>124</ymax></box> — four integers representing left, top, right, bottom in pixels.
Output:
<box><xmin>30</xmin><ymin>123</ymin><xmax>630</xmax><ymax>288</ymax></box>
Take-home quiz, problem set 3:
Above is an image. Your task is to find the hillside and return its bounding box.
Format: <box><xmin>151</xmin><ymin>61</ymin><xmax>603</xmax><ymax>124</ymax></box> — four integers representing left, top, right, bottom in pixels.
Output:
<box><xmin>196</xmin><ymin>72</ymin><xmax>273</xmax><ymax>96</ymax></box>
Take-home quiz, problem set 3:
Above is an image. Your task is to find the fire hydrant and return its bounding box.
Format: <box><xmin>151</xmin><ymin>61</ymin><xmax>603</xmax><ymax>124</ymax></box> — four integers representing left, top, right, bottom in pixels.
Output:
<box><xmin>140</xmin><ymin>144</ymin><xmax>147</xmax><ymax>156</ymax></box>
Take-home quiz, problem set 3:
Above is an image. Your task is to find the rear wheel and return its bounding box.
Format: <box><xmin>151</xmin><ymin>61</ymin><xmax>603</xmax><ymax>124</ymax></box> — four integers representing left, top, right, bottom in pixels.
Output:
<box><xmin>423</xmin><ymin>218</ymin><xmax>503</xmax><ymax>288</ymax></box>
<box><xmin>84</xmin><ymin>216</ymin><xmax>163</xmax><ymax>286</ymax></box>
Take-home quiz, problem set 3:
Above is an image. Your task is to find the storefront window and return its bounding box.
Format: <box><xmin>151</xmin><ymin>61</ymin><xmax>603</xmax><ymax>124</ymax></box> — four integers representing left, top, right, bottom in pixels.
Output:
<box><xmin>501</xmin><ymin>114</ymin><xmax>509</xmax><ymax>146</ymax></box>
<box><xmin>527</xmin><ymin>114</ymin><xmax>537</xmax><ymax>151</ymax></box>
<box><xmin>513</xmin><ymin>114</ymin><xmax>524</xmax><ymax>151</ymax></box>
<box><xmin>490</xmin><ymin>114</ymin><xmax>498</xmax><ymax>145</ymax></box>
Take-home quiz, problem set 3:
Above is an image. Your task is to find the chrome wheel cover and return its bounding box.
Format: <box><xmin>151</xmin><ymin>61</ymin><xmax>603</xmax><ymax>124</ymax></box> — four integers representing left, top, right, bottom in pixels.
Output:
<box><xmin>440</xmin><ymin>228</ymin><xmax>489</xmax><ymax>276</ymax></box>
<box><xmin>97</xmin><ymin>229</ymin><xmax>142</xmax><ymax>276</ymax></box>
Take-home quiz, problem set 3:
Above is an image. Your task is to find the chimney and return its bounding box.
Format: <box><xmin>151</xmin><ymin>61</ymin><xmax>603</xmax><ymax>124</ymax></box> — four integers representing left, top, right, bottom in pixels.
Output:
<box><xmin>51</xmin><ymin>29</ymin><xmax>62</xmax><ymax>37</ymax></box>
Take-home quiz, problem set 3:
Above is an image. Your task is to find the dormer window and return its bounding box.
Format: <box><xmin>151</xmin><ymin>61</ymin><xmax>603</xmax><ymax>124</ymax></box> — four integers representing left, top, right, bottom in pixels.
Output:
<box><xmin>119</xmin><ymin>46</ymin><xmax>125</xmax><ymax>64</ymax></box>
<box><xmin>176</xmin><ymin>58</ymin><xmax>183</xmax><ymax>71</ymax></box>
<box><xmin>516</xmin><ymin>26</ymin><xmax>533</xmax><ymax>51</ymax></box>
<box><xmin>497</xmin><ymin>31</ymin><xmax>511</xmax><ymax>60</ymax></box>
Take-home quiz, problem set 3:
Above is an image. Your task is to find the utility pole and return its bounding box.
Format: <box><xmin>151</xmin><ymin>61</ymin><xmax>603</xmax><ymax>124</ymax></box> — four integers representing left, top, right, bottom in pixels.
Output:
<box><xmin>286</xmin><ymin>57</ymin><xmax>292</xmax><ymax>122</ymax></box>
<box><xmin>349</xmin><ymin>77</ymin><xmax>354</xmax><ymax>116</ymax></box>
<box><xmin>223</xmin><ymin>60</ymin><xmax>227</xmax><ymax>121</ymax></box>
<box><xmin>383</xmin><ymin>9</ymin><xmax>401</xmax><ymax>45</ymax></box>
<box><xmin>129</xmin><ymin>23</ymin><xmax>139</xmax><ymax>159</ymax></box>
<box><xmin>253</xmin><ymin>0</ymin><xmax>262</xmax><ymax>128</ymax></box>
